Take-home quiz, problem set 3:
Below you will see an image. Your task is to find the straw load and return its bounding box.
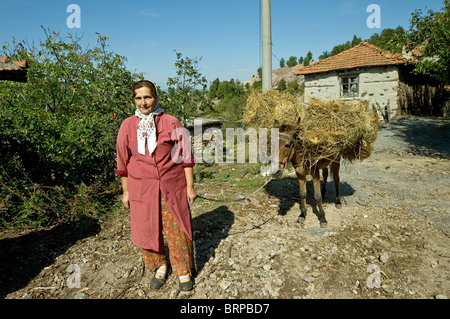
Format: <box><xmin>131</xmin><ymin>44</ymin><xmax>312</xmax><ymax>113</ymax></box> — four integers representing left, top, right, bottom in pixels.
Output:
<box><xmin>243</xmin><ymin>90</ymin><xmax>380</xmax><ymax>166</ymax></box>
<box><xmin>243</xmin><ymin>90</ymin><xmax>305</xmax><ymax>129</ymax></box>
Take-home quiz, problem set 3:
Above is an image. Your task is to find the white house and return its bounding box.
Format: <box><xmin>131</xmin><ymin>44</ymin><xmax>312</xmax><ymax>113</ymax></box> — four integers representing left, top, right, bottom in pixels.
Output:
<box><xmin>295</xmin><ymin>42</ymin><xmax>446</xmax><ymax>120</ymax></box>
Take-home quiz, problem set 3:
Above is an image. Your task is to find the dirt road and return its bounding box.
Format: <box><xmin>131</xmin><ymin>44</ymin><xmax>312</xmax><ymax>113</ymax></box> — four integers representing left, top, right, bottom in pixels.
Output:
<box><xmin>1</xmin><ymin>115</ymin><xmax>449</xmax><ymax>300</ymax></box>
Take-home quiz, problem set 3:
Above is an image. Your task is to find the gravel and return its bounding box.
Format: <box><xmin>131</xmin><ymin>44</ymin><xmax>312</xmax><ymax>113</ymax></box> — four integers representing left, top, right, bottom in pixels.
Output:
<box><xmin>2</xmin><ymin>115</ymin><xmax>449</xmax><ymax>300</ymax></box>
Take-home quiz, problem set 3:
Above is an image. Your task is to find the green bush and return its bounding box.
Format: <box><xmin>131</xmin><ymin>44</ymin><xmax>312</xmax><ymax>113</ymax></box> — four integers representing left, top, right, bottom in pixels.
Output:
<box><xmin>0</xmin><ymin>28</ymin><xmax>142</xmax><ymax>228</ymax></box>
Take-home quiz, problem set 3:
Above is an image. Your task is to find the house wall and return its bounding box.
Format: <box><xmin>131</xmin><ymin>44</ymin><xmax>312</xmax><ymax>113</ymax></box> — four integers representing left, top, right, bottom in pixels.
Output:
<box><xmin>303</xmin><ymin>66</ymin><xmax>400</xmax><ymax>121</ymax></box>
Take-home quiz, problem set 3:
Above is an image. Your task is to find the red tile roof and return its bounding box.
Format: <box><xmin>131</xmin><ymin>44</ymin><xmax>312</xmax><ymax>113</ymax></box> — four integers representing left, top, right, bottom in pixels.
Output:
<box><xmin>0</xmin><ymin>55</ymin><xmax>29</xmax><ymax>82</ymax></box>
<box><xmin>295</xmin><ymin>42</ymin><xmax>415</xmax><ymax>76</ymax></box>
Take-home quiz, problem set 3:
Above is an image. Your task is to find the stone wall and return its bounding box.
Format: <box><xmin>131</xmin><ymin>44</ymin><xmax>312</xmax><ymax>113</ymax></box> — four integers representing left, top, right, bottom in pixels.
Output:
<box><xmin>303</xmin><ymin>66</ymin><xmax>400</xmax><ymax>121</ymax></box>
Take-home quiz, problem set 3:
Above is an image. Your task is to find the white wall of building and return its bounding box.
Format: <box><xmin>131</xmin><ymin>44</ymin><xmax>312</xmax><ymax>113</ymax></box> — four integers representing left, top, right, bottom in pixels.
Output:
<box><xmin>303</xmin><ymin>66</ymin><xmax>400</xmax><ymax>120</ymax></box>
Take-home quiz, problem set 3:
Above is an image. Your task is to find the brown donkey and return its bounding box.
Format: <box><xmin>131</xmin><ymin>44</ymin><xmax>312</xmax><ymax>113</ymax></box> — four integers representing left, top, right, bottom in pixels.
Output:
<box><xmin>272</xmin><ymin>120</ymin><xmax>342</xmax><ymax>228</ymax></box>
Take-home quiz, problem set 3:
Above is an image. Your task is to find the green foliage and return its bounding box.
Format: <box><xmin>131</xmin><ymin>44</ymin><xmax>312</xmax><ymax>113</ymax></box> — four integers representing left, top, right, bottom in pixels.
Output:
<box><xmin>0</xmin><ymin>27</ymin><xmax>142</xmax><ymax>228</ymax></box>
<box><xmin>164</xmin><ymin>51</ymin><xmax>212</xmax><ymax>124</ymax></box>
<box><xmin>288</xmin><ymin>80</ymin><xmax>304</xmax><ymax>95</ymax></box>
<box><xmin>209</xmin><ymin>78</ymin><xmax>247</xmax><ymax>126</ymax></box>
<box><xmin>319</xmin><ymin>51</ymin><xmax>332</xmax><ymax>60</ymax></box>
<box><xmin>251</xmin><ymin>79</ymin><xmax>262</xmax><ymax>92</ymax></box>
<box><xmin>312</xmin><ymin>1</ymin><xmax>449</xmax><ymax>85</ymax></box>
<box><xmin>320</xmin><ymin>30</ymin><xmax>405</xmax><ymax>61</ymax></box>
<box><xmin>303</xmin><ymin>51</ymin><xmax>314</xmax><ymax>66</ymax></box>
<box><xmin>326</xmin><ymin>35</ymin><xmax>363</xmax><ymax>57</ymax></box>
<box><xmin>286</xmin><ymin>56</ymin><xmax>298</xmax><ymax>67</ymax></box>
<box><xmin>279</xmin><ymin>57</ymin><xmax>286</xmax><ymax>68</ymax></box>
<box><xmin>368</xmin><ymin>27</ymin><xmax>406</xmax><ymax>53</ymax></box>
<box><xmin>257</xmin><ymin>67</ymin><xmax>262</xmax><ymax>78</ymax></box>
<box><xmin>407</xmin><ymin>0</ymin><xmax>450</xmax><ymax>84</ymax></box>
<box><xmin>276</xmin><ymin>78</ymin><xmax>303</xmax><ymax>96</ymax></box>
<box><xmin>209</xmin><ymin>78</ymin><xmax>242</xmax><ymax>100</ymax></box>
<box><xmin>277</xmin><ymin>79</ymin><xmax>287</xmax><ymax>91</ymax></box>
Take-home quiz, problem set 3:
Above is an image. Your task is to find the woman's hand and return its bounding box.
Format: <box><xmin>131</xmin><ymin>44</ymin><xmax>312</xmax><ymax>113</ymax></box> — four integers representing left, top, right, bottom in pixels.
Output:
<box><xmin>120</xmin><ymin>176</ymin><xmax>130</xmax><ymax>208</ymax></box>
<box><xmin>122</xmin><ymin>191</ymin><xmax>130</xmax><ymax>209</ymax></box>
<box><xmin>184</xmin><ymin>167</ymin><xmax>197</xmax><ymax>204</ymax></box>
<box><xmin>186</xmin><ymin>186</ymin><xmax>197</xmax><ymax>204</ymax></box>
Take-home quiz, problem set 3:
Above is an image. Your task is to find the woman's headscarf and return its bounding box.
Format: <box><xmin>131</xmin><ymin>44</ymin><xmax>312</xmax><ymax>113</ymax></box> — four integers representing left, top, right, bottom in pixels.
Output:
<box><xmin>135</xmin><ymin>88</ymin><xmax>164</xmax><ymax>156</ymax></box>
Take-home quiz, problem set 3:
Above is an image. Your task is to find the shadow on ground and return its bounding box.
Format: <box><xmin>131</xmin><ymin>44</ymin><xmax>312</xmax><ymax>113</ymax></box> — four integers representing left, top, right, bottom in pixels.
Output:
<box><xmin>0</xmin><ymin>217</ymin><xmax>100</xmax><ymax>299</ymax></box>
<box><xmin>264</xmin><ymin>176</ymin><xmax>355</xmax><ymax>219</ymax></box>
<box><xmin>381</xmin><ymin>116</ymin><xmax>450</xmax><ymax>159</ymax></box>
<box><xmin>191</xmin><ymin>205</ymin><xmax>234</xmax><ymax>276</ymax></box>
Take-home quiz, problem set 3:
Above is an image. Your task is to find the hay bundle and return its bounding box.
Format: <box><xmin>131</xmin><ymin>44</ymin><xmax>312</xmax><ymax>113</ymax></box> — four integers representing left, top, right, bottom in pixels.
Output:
<box><xmin>243</xmin><ymin>90</ymin><xmax>305</xmax><ymax>129</ymax></box>
<box><xmin>243</xmin><ymin>91</ymin><xmax>380</xmax><ymax>166</ymax></box>
<box><xmin>297</xmin><ymin>98</ymin><xmax>380</xmax><ymax>166</ymax></box>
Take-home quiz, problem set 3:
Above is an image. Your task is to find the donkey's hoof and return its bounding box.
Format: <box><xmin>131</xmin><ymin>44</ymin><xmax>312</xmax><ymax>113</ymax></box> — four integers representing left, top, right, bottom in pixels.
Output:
<box><xmin>335</xmin><ymin>203</ymin><xmax>342</xmax><ymax>209</ymax></box>
<box><xmin>320</xmin><ymin>222</ymin><xmax>328</xmax><ymax>228</ymax></box>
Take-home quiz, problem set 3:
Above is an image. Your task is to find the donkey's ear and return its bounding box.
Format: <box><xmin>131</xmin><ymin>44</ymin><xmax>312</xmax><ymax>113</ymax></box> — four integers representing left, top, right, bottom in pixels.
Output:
<box><xmin>273</xmin><ymin>120</ymin><xmax>280</xmax><ymax>128</ymax></box>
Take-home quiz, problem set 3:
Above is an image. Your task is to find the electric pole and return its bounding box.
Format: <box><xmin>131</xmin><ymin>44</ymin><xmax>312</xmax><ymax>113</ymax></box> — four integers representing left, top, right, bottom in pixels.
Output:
<box><xmin>261</xmin><ymin>0</ymin><xmax>272</xmax><ymax>92</ymax></box>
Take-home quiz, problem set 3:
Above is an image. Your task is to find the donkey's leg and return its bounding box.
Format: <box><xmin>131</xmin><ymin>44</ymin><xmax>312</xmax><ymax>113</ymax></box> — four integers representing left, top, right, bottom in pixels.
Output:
<box><xmin>321</xmin><ymin>168</ymin><xmax>328</xmax><ymax>199</ymax></box>
<box><xmin>296</xmin><ymin>173</ymin><xmax>307</xmax><ymax>225</ymax></box>
<box><xmin>332</xmin><ymin>161</ymin><xmax>342</xmax><ymax>209</ymax></box>
<box><xmin>313</xmin><ymin>167</ymin><xmax>327</xmax><ymax>228</ymax></box>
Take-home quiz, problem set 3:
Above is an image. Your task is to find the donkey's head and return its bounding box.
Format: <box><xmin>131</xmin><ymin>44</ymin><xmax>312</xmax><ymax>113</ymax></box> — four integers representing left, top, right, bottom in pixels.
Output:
<box><xmin>271</xmin><ymin>118</ymin><xmax>300</xmax><ymax>178</ymax></box>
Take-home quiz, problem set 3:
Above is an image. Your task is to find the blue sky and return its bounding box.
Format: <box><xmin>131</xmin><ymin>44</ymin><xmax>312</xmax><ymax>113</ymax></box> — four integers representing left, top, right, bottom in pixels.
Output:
<box><xmin>0</xmin><ymin>0</ymin><xmax>445</xmax><ymax>90</ymax></box>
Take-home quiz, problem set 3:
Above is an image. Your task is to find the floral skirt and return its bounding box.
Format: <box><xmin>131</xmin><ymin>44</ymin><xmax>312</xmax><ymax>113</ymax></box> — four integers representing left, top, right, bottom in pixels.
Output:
<box><xmin>141</xmin><ymin>194</ymin><xmax>193</xmax><ymax>276</ymax></box>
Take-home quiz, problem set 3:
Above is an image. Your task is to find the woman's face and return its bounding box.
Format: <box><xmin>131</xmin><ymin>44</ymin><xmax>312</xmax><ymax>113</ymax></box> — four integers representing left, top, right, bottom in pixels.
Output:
<box><xmin>134</xmin><ymin>86</ymin><xmax>157</xmax><ymax>115</ymax></box>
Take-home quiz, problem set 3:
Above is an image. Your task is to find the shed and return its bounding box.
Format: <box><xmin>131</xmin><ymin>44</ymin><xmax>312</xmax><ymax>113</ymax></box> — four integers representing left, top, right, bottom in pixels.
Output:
<box><xmin>0</xmin><ymin>55</ymin><xmax>29</xmax><ymax>82</ymax></box>
<box><xmin>295</xmin><ymin>42</ymin><xmax>446</xmax><ymax>119</ymax></box>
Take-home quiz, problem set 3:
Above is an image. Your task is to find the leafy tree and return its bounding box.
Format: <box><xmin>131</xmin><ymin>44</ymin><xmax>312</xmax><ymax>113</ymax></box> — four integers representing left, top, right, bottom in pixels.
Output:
<box><xmin>287</xmin><ymin>80</ymin><xmax>302</xmax><ymax>95</ymax></box>
<box><xmin>0</xmin><ymin>27</ymin><xmax>142</xmax><ymax>227</ymax></box>
<box><xmin>209</xmin><ymin>78</ymin><xmax>221</xmax><ymax>99</ymax></box>
<box><xmin>164</xmin><ymin>51</ymin><xmax>211</xmax><ymax>124</ymax></box>
<box><xmin>277</xmin><ymin>79</ymin><xmax>287</xmax><ymax>91</ymax></box>
<box><xmin>407</xmin><ymin>0</ymin><xmax>450</xmax><ymax>84</ymax></box>
<box><xmin>319</xmin><ymin>51</ymin><xmax>332</xmax><ymax>60</ymax></box>
<box><xmin>279</xmin><ymin>57</ymin><xmax>286</xmax><ymax>68</ymax></box>
<box><xmin>257</xmin><ymin>67</ymin><xmax>262</xmax><ymax>78</ymax></box>
<box><xmin>331</xmin><ymin>41</ymin><xmax>352</xmax><ymax>56</ymax></box>
<box><xmin>286</xmin><ymin>56</ymin><xmax>298</xmax><ymax>67</ymax></box>
<box><xmin>368</xmin><ymin>26</ymin><xmax>407</xmax><ymax>53</ymax></box>
<box><xmin>209</xmin><ymin>78</ymin><xmax>244</xmax><ymax>100</ymax></box>
<box><xmin>303</xmin><ymin>51</ymin><xmax>313</xmax><ymax>66</ymax></box>
<box><xmin>351</xmin><ymin>35</ymin><xmax>362</xmax><ymax>47</ymax></box>
<box><xmin>251</xmin><ymin>79</ymin><xmax>262</xmax><ymax>91</ymax></box>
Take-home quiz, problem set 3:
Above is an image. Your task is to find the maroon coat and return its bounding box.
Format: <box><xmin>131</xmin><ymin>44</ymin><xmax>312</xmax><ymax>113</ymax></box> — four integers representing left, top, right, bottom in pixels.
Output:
<box><xmin>116</xmin><ymin>112</ymin><xmax>194</xmax><ymax>251</ymax></box>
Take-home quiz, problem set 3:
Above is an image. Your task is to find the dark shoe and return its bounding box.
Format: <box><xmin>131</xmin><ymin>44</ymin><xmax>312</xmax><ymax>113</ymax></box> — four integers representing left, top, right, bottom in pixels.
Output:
<box><xmin>150</xmin><ymin>267</ymin><xmax>171</xmax><ymax>290</ymax></box>
<box><xmin>179</xmin><ymin>278</ymin><xmax>194</xmax><ymax>292</ymax></box>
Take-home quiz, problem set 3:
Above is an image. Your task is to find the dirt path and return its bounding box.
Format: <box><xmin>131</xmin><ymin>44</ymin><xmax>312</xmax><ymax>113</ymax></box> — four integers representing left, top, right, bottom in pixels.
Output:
<box><xmin>1</xmin><ymin>115</ymin><xmax>449</xmax><ymax>300</ymax></box>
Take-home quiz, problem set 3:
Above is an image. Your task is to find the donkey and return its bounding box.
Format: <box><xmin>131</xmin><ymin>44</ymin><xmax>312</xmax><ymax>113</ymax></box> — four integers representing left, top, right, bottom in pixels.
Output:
<box><xmin>272</xmin><ymin>120</ymin><xmax>342</xmax><ymax>228</ymax></box>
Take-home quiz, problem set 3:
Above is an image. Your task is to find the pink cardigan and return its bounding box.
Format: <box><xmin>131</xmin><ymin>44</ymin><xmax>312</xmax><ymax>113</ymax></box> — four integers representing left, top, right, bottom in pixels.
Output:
<box><xmin>116</xmin><ymin>112</ymin><xmax>194</xmax><ymax>251</ymax></box>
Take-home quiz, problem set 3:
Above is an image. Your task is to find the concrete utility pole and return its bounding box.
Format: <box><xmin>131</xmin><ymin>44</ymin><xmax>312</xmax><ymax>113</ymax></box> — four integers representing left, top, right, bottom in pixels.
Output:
<box><xmin>261</xmin><ymin>0</ymin><xmax>272</xmax><ymax>92</ymax></box>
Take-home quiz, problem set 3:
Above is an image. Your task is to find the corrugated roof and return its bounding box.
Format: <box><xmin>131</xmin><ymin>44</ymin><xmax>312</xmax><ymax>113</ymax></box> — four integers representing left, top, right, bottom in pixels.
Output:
<box><xmin>295</xmin><ymin>42</ymin><xmax>415</xmax><ymax>76</ymax></box>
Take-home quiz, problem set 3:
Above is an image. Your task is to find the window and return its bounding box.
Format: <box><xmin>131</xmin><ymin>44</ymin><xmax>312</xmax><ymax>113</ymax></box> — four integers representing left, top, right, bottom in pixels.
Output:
<box><xmin>340</xmin><ymin>75</ymin><xmax>359</xmax><ymax>97</ymax></box>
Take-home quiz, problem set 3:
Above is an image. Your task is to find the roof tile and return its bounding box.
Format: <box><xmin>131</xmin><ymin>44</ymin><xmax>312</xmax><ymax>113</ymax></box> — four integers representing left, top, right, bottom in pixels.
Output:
<box><xmin>0</xmin><ymin>55</ymin><xmax>28</xmax><ymax>71</ymax></box>
<box><xmin>0</xmin><ymin>55</ymin><xmax>29</xmax><ymax>82</ymax></box>
<box><xmin>295</xmin><ymin>42</ymin><xmax>415</xmax><ymax>75</ymax></box>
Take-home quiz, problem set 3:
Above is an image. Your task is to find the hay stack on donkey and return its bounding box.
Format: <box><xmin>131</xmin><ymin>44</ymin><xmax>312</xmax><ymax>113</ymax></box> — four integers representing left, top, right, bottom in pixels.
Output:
<box><xmin>273</xmin><ymin>118</ymin><xmax>343</xmax><ymax>228</ymax></box>
<box><xmin>244</xmin><ymin>91</ymin><xmax>380</xmax><ymax>228</ymax></box>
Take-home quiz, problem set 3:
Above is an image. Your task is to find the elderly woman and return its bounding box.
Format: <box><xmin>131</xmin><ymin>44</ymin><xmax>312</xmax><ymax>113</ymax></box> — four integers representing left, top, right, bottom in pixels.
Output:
<box><xmin>116</xmin><ymin>80</ymin><xmax>196</xmax><ymax>292</ymax></box>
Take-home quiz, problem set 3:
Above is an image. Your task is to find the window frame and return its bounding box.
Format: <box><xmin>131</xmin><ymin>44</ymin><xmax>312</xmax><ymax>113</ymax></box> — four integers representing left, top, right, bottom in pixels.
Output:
<box><xmin>339</xmin><ymin>74</ymin><xmax>359</xmax><ymax>98</ymax></box>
